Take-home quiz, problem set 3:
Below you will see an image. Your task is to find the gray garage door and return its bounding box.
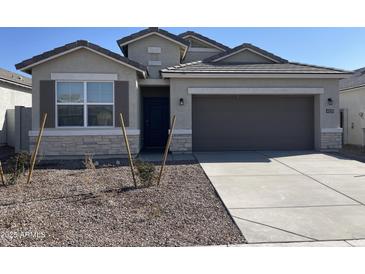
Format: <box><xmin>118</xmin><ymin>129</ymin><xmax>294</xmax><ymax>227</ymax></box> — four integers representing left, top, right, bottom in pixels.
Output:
<box><xmin>192</xmin><ymin>95</ymin><xmax>314</xmax><ymax>151</ymax></box>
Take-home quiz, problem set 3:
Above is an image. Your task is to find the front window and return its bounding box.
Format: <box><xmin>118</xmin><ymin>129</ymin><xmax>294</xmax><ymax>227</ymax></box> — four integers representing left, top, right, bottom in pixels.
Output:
<box><xmin>56</xmin><ymin>81</ymin><xmax>114</xmax><ymax>127</ymax></box>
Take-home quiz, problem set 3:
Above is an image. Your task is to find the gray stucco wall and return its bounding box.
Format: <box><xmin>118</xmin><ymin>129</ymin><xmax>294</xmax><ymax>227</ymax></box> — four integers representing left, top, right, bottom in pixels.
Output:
<box><xmin>180</xmin><ymin>36</ymin><xmax>225</xmax><ymax>63</ymax></box>
<box><xmin>31</xmin><ymin>48</ymin><xmax>140</xmax><ymax>130</ymax></box>
<box><xmin>340</xmin><ymin>87</ymin><xmax>365</xmax><ymax>146</ymax></box>
<box><xmin>186</xmin><ymin>37</ymin><xmax>211</xmax><ymax>48</ymax></box>
<box><xmin>4</xmin><ymin>107</ymin><xmax>31</xmax><ymax>151</ymax></box>
<box><xmin>127</xmin><ymin>35</ymin><xmax>182</xmax><ymax>78</ymax></box>
<box><xmin>169</xmin><ymin>78</ymin><xmax>341</xmax><ymax>151</ymax></box>
<box><xmin>183</xmin><ymin>50</ymin><xmax>221</xmax><ymax>63</ymax></box>
<box><xmin>5</xmin><ymin>109</ymin><xmax>15</xmax><ymax>147</ymax></box>
<box><xmin>0</xmin><ymin>82</ymin><xmax>31</xmax><ymax>145</ymax></box>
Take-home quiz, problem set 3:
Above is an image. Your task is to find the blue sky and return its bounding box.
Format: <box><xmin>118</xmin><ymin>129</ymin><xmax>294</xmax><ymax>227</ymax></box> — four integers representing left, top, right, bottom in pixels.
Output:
<box><xmin>1</xmin><ymin>27</ymin><xmax>365</xmax><ymax>76</ymax></box>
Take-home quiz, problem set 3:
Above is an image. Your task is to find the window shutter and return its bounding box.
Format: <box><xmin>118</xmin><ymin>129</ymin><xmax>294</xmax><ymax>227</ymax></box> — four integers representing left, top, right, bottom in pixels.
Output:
<box><xmin>39</xmin><ymin>80</ymin><xmax>56</xmax><ymax>128</ymax></box>
<box><xmin>114</xmin><ymin>81</ymin><xmax>129</xmax><ymax>127</ymax></box>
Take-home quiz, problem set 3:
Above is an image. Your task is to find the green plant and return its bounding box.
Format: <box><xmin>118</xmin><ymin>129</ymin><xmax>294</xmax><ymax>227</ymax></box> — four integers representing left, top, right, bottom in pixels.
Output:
<box><xmin>149</xmin><ymin>203</ymin><xmax>162</xmax><ymax>219</ymax></box>
<box><xmin>134</xmin><ymin>160</ymin><xmax>156</xmax><ymax>187</ymax></box>
<box><xmin>7</xmin><ymin>152</ymin><xmax>31</xmax><ymax>185</ymax></box>
<box><xmin>83</xmin><ymin>153</ymin><xmax>96</xmax><ymax>170</ymax></box>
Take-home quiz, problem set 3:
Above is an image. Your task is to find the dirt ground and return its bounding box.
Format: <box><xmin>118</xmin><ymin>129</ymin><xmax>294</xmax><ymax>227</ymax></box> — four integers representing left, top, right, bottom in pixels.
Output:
<box><xmin>0</xmin><ymin>160</ymin><xmax>245</xmax><ymax>246</ymax></box>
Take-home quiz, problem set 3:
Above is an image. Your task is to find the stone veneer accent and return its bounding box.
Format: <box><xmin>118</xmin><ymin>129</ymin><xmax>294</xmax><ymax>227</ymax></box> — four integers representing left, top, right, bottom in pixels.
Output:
<box><xmin>170</xmin><ymin>132</ymin><xmax>344</xmax><ymax>153</ymax></box>
<box><xmin>30</xmin><ymin>131</ymin><xmax>342</xmax><ymax>156</ymax></box>
<box><xmin>170</xmin><ymin>134</ymin><xmax>192</xmax><ymax>153</ymax></box>
<box><xmin>29</xmin><ymin>134</ymin><xmax>140</xmax><ymax>159</ymax></box>
<box><xmin>320</xmin><ymin>131</ymin><xmax>342</xmax><ymax>151</ymax></box>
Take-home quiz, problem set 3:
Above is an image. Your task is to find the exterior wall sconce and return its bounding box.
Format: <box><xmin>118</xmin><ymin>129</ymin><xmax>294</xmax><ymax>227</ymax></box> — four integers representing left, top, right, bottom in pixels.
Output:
<box><xmin>179</xmin><ymin>98</ymin><xmax>184</xmax><ymax>106</ymax></box>
<box><xmin>327</xmin><ymin>98</ymin><xmax>333</xmax><ymax>106</ymax></box>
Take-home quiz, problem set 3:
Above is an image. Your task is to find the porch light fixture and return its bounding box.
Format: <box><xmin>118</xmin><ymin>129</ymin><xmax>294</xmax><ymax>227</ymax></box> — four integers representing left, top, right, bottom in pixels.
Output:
<box><xmin>179</xmin><ymin>98</ymin><xmax>184</xmax><ymax>106</ymax></box>
<box><xmin>327</xmin><ymin>98</ymin><xmax>333</xmax><ymax>106</ymax></box>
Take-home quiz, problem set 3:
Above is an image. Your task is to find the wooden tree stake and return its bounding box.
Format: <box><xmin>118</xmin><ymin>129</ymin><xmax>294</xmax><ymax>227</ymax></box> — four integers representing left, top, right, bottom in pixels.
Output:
<box><xmin>27</xmin><ymin>113</ymin><xmax>47</xmax><ymax>184</ymax></box>
<box><xmin>0</xmin><ymin>161</ymin><xmax>5</xmax><ymax>185</ymax></box>
<box><xmin>157</xmin><ymin>115</ymin><xmax>176</xmax><ymax>186</ymax></box>
<box><xmin>120</xmin><ymin>113</ymin><xmax>137</xmax><ymax>188</ymax></box>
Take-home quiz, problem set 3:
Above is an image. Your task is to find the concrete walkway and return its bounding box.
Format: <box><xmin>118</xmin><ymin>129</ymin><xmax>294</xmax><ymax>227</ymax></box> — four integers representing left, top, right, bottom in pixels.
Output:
<box><xmin>195</xmin><ymin>151</ymin><xmax>365</xmax><ymax>245</ymax></box>
<box><xmin>235</xmin><ymin>239</ymin><xmax>365</xmax><ymax>247</ymax></box>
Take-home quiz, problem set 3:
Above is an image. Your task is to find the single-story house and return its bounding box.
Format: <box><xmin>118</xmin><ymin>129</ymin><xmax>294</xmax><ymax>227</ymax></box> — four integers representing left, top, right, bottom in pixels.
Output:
<box><xmin>339</xmin><ymin>67</ymin><xmax>365</xmax><ymax>148</ymax></box>
<box><xmin>15</xmin><ymin>27</ymin><xmax>350</xmax><ymax>158</ymax></box>
<box><xmin>0</xmin><ymin>68</ymin><xmax>32</xmax><ymax>148</ymax></box>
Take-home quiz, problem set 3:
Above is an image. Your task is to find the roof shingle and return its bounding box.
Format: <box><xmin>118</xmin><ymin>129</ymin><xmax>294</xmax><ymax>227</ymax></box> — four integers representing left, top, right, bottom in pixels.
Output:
<box><xmin>161</xmin><ymin>61</ymin><xmax>350</xmax><ymax>75</ymax></box>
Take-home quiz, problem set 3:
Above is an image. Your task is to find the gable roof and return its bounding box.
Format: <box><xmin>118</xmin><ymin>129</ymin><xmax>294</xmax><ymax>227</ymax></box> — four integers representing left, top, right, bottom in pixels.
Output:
<box><xmin>178</xmin><ymin>31</ymin><xmax>230</xmax><ymax>51</ymax></box>
<box><xmin>15</xmin><ymin>40</ymin><xmax>148</xmax><ymax>77</ymax></box>
<box><xmin>161</xmin><ymin>61</ymin><xmax>350</xmax><ymax>78</ymax></box>
<box><xmin>204</xmin><ymin>43</ymin><xmax>288</xmax><ymax>63</ymax></box>
<box><xmin>0</xmin><ymin>67</ymin><xmax>31</xmax><ymax>89</ymax></box>
<box><xmin>117</xmin><ymin>27</ymin><xmax>189</xmax><ymax>57</ymax></box>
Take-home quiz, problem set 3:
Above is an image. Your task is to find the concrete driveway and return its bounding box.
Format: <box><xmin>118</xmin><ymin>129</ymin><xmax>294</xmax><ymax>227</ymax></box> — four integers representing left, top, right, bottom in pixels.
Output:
<box><xmin>195</xmin><ymin>151</ymin><xmax>365</xmax><ymax>245</ymax></box>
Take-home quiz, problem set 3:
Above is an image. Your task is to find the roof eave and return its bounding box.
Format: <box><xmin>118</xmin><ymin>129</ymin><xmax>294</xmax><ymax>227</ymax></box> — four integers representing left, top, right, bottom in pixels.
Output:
<box><xmin>340</xmin><ymin>83</ymin><xmax>365</xmax><ymax>92</ymax></box>
<box><xmin>0</xmin><ymin>78</ymin><xmax>32</xmax><ymax>89</ymax></box>
<box><xmin>161</xmin><ymin>72</ymin><xmax>352</xmax><ymax>79</ymax></box>
<box><xmin>16</xmin><ymin>45</ymin><xmax>148</xmax><ymax>78</ymax></box>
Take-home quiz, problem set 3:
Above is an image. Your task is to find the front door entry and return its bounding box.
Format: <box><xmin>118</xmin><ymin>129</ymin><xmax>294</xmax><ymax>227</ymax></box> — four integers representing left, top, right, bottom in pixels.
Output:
<box><xmin>143</xmin><ymin>97</ymin><xmax>170</xmax><ymax>148</ymax></box>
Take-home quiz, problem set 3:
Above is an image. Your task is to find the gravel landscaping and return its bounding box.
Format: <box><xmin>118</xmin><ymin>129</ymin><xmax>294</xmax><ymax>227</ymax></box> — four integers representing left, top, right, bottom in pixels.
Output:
<box><xmin>0</xmin><ymin>159</ymin><xmax>245</xmax><ymax>246</ymax></box>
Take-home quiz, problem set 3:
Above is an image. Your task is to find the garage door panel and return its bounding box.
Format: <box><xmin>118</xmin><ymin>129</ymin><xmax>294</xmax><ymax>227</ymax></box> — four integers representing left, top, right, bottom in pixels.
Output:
<box><xmin>192</xmin><ymin>95</ymin><xmax>314</xmax><ymax>151</ymax></box>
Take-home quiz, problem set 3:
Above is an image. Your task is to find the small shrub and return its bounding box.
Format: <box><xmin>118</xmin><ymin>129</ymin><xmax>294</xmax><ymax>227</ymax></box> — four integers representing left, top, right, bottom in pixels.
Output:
<box><xmin>83</xmin><ymin>154</ymin><xmax>96</xmax><ymax>170</ymax></box>
<box><xmin>149</xmin><ymin>204</ymin><xmax>162</xmax><ymax>219</ymax></box>
<box><xmin>7</xmin><ymin>152</ymin><xmax>31</xmax><ymax>185</ymax></box>
<box><xmin>134</xmin><ymin>160</ymin><xmax>156</xmax><ymax>187</ymax></box>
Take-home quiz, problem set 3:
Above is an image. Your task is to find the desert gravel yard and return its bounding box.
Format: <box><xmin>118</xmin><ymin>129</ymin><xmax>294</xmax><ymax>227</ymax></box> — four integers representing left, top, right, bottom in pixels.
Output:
<box><xmin>0</xmin><ymin>160</ymin><xmax>245</xmax><ymax>246</ymax></box>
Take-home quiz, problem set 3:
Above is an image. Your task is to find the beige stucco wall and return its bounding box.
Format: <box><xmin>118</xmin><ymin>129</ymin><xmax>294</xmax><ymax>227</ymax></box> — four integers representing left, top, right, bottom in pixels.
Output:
<box><xmin>31</xmin><ymin>48</ymin><xmax>141</xmax><ymax>130</ymax></box>
<box><xmin>220</xmin><ymin>50</ymin><xmax>275</xmax><ymax>63</ymax></box>
<box><xmin>0</xmin><ymin>82</ymin><xmax>31</xmax><ymax>145</ymax></box>
<box><xmin>127</xmin><ymin>34</ymin><xmax>181</xmax><ymax>78</ymax></box>
<box><xmin>340</xmin><ymin>87</ymin><xmax>365</xmax><ymax>146</ymax></box>
<box><xmin>170</xmin><ymin>78</ymin><xmax>341</xmax><ymax>150</ymax></box>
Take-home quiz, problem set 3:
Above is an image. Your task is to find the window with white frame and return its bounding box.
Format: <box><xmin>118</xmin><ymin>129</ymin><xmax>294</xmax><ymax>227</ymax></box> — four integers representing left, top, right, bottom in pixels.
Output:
<box><xmin>56</xmin><ymin>81</ymin><xmax>114</xmax><ymax>127</ymax></box>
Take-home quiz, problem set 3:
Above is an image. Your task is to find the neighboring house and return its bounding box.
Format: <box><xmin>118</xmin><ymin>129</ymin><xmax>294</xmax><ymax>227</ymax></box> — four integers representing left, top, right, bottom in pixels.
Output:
<box><xmin>15</xmin><ymin>27</ymin><xmax>350</xmax><ymax>159</ymax></box>
<box><xmin>0</xmin><ymin>68</ymin><xmax>32</xmax><ymax>148</ymax></box>
<box><xmin>339</xmin><ymin>67</ymin><xmax>365</xmax><ymax>148</ymax></box>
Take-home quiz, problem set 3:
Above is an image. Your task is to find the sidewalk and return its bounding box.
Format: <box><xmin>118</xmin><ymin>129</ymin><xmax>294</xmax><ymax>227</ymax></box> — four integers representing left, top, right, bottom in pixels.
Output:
<box><xmin>231</xmin><ymin>239</ymin><xmax>365</xmax><ymax>247</ymax></box>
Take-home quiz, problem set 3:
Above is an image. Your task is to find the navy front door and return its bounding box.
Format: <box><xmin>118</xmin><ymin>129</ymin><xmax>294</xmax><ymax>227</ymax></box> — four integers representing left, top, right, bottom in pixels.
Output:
<box><xmin>143</xmin><ymin>97</ymin><xmax>170</xmax><ymax>148</ymax></box>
